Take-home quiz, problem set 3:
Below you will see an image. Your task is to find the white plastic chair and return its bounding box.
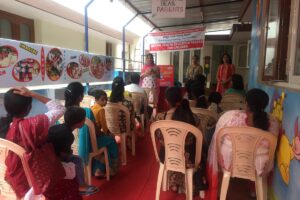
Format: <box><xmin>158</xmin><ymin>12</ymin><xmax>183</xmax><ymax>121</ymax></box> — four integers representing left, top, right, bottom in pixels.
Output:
<box><xmin>220</xmin><ymin>93</ymin><xmax>246</xmax><ymax>111</ymax></box>
<box><xmin>191</xmin><ymin>107</ymin><xmax>219</xmax><ymax>135</ymax></box>
<box><xmin>105</xmin><ymin>102</ymin><xmax>135</xmax><ymax>165</ymax></box>
<box><xmin>130</xmin><ymin>92</ymin><xmax>149</xmax><ymax>134</ymax></box>
<box><xmin>150</xmin><ymin>120</ymin><xmax>203</xmax><ymax>200</ymax></box>
<box><xmin>216</xmin><ymin>127</ymin><xmax>277</xmax><ymax>200</ymax></box>
<box><xmin>0</xmin><ymin>138</ymin><xmax>34</xmax><ymax>199</ymax></box>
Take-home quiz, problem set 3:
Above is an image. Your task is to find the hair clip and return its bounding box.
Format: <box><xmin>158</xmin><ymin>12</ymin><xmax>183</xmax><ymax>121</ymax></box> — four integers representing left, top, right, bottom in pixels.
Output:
<box><xmin>66</xmin><ymin>89</ymin><xmax>72</xmax><ymax>93</ymax></box>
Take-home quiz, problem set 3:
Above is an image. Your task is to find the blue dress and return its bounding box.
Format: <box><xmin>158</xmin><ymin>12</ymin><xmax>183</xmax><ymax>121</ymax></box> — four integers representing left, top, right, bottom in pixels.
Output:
<box><xmin>78</xmin><ymin>107</ymin><xmax>119</xmax><ymax>174</ymax></box>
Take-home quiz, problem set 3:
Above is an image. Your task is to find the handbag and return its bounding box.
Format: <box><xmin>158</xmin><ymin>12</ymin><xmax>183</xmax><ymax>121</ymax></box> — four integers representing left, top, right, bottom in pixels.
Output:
<box><xmin>19</xmin><ymin>122</ymin><xmax>66</xmax><ymax>194</ymax></box>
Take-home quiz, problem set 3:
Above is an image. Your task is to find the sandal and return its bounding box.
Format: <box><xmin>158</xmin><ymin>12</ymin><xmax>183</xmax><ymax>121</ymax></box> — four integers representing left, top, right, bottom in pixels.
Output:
<box><xmin>79</xmin><ymin>186</ymin><xmax>99</xmax><ymax>196</ymax></box>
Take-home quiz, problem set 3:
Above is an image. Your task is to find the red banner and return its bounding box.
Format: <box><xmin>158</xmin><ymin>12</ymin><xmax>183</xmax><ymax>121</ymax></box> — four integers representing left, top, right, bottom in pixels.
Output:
<box><xmin>159</xmin><ymin>65</ymin><xmax>174</xmax><ymax>86</ymax></box>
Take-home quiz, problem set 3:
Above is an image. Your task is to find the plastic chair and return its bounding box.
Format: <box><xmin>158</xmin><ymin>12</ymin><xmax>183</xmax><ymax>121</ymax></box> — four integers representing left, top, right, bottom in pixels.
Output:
<box><xmin>191</xmin><ymin>107</ymin><xmax>218</xmax><ymax>133</ymax></box>
<box><xmin>216</xmin><ymin>127</ymin><xmax>277</xmax><ymax>200</ymax></box>
<box><xmin>59</xmin><ymin>117</ymin><xmax>110</xmax><ymax>184</ymax></box>
<box><xmin>188</xmin><ymin>100</ymin><xmax>196</xmax><ymax>108</ymax></box>
<box><xmin>130</xmin><ymin>92</ymin><xmax>149</xmax><ymax>134</ymax></box>
<box><xmin>105</xmin><ymin>102</ymin><xmax>135</xmax><ymax>165</ymax></box>
<box><xmin>220</xmin><ymin>93</ymin><xmax>246</xmax><ymax>111</ymax></box>
<box><xmin>150</xmin><ymin>120</ymin><xmax>203</xmax><ymax>200</ymax></box>
<box><xmin>0</xmin><ymin>138</ymin><xmax>32</xmax><ymax>199</ymax></box>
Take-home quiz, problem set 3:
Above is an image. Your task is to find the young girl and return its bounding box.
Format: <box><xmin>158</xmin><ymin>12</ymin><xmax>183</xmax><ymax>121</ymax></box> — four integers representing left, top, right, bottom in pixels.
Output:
<box><xmin>90</xmin><ymin>89</ymin><xmax>109</xmax><ymax>134</ymax></box>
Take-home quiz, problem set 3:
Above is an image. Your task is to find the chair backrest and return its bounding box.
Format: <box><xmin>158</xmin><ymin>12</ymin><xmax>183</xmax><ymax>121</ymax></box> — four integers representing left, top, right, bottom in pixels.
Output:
<box><xmin>220</xmin><ymin>94</ymin><xmax>246</xmax><ymax>111</ymax></box>
<box><xmin>130</xmin><ymin>92</ymin><xmax>148</xmax><ymax>116</ymax></box>
<box><xmin>144</xmin><ymin>88</ymin><xmax>157</xmax><ymax>105</ymax></box>
<box><xmin>189</xmin><ymin>100</ymin><xmax>196</xmax><ymax>108</ymax></box>
<box><xmin>0</xmin><ymin>138</ymin><xmax>31</xmax><ymax>199</ymax></box>
<box><xmin>216</xmin><ymin>127</ymin><xmax>277</xmax><ymax>181</ymax></box>
<box><xmin>191</xmin><ymin>107</ymin><xmax>219</xmax><ymax>134</ymax></box>
<box><xmin>80</xmin><ymin>95</ymin><xmax>95</xmax><ymax>108</ymax></box>
<box><xmin>150</xmin><ymin>120</ymin><xmax>203</xmax><ymax>174</ymax></box>
<box><xmin>104</xmin><ymin>102</ymin><xmax>130</xmax><ymax>134</ymax></box>
<box><xmin>84</xmin><ymin>118</ymin><xmax>98</xmax><ymax>153</ymax></box>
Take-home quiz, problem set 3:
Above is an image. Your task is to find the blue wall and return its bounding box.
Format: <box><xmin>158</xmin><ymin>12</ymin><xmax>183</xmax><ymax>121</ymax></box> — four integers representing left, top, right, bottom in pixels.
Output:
<box><xmin>250</xmin><ymin>1</ymin><xmax>300</xmax><ymax>199</ymax></box>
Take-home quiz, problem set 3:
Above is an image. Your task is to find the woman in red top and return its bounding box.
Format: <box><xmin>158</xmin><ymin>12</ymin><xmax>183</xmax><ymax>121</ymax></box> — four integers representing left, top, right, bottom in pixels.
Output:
<box><xmin>0</xmin><ymin>87</ymin><xmax>81</xmax><ymax>200</ymax></box>
<box><xmin>216</xmin><ymin>53</ymin><xmax>235</xmax><ymax>94</ymax></box>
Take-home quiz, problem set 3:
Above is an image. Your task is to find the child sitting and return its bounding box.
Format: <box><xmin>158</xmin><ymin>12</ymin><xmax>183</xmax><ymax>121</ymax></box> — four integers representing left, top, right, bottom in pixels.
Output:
<box><xmin>50</xmin><ymin>106</ymin><xmax>99</xmax><ymax>196</ymax></box>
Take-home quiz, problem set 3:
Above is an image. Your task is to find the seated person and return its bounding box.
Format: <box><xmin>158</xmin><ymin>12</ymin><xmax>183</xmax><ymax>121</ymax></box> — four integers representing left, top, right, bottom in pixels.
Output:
<box><xmin>90</xmin><ymin>89</ymin><xmax>110</xmax><ymax>134</ymax></box>
<box><xmin>191</xmin><ymin>85</ymin><xmax>207</xmax><ymax>109</ymax></box>
<box><xmin>54</xmin><ymin>106</ymin><xmax>99</xmax><ymax>195</ymax></box>
<box><xmin>155</xmin><ymin>87</ymin><xmax>207</xmax><ymax>194</ymax></box>
<box><xmin>206</xmin><ymin>88</ymin><xmax>279</xmax><ymax>199</ymax></box>
<box><xmin>207</xmin><ymin>92</ymin><xmax>222</xmax><ymax>114</ymax></box>
<box><xmin>225</xmin><ymin>74</ymin><xmax>246</xmax><ymax>96</ymax></box>
<box><xmin>125</xmin><ymin>73</ymin><xmax>146</xmax><ymax>94</ymax></box>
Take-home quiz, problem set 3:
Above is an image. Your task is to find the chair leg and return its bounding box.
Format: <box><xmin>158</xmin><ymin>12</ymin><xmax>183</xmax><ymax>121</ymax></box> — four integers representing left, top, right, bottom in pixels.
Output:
<box><xmin>162</xmin><ymin>170</ymin><xmax>168</xmax><ymax>191</ymax></box>
<box><xmin>141</xmin><ymin>114</ymin><xmax>145</xmax><ymax>134</ymax></box>
<box><xmin>131</xmin><ymin>131</ymin><xmax>136</xmax><ymax>156</ymax></box>
<box><xmin>220</xmin><ymin>171</ymin><xmax>231</xmax><ymax>200</ymax></box>
<box><xmin>156</xmin><ymin>163</ymin><xmax>165</xmax><ymax>200</ymax></box>
<box><xmin>86</xmin><ymin>158</ymin><xmax>92</xmax><ymax>185</ymax></box>
<box><xmin>121</xmin><ymin>134</ymin><xmax>127</xmax><ymax>165</ymax></box>
<box><xmin>256</xmin><ymin>176</ymin><xmax>264</xmax><ymax>200</ymax></box>
<box><xmin>103</xmin><ymin>148</ymin><xmax>110</xmax><ymax>181</ymax></box>
<box><xmin>263</xmin><ymin>177</ymin><xmax>267</xmax><ymax>200</ymax></box>
<box><xmin>186</xmin><ymin>169</ymin><xmax>193</xmax><ymax>200</ymax></box>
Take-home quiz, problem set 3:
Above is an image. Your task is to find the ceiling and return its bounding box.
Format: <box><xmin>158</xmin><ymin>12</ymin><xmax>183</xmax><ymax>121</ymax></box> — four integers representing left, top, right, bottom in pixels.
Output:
<box><xmin>122</xmin><ymin>0</ymin><xmax>245</xmax><ymax>32</ymax></box>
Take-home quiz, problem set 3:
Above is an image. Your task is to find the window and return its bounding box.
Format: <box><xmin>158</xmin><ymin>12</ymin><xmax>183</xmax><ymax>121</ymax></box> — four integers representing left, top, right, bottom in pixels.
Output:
<box><xmin>260</xmin><ymin>0</ymin><xmax>291</xmax><ymax>81</ymax></box>
<box><xmin>183</xmin><ymin>50</ymin><xmax>190</xmax><ymax>79</ymax></box>
<box><xmin>288</xmin><ymin>0</ymin><xmax>300</xmax><ymax>84</ymax></box>
<box><xmin>106</xmin><ymin>42</ymin><xmax>113</xmax><ymax>56</ymax></box>
<box><xmin>0</xmin><ymin>10</ymin><xmax>34</xmax><ymax>42</ymax></box>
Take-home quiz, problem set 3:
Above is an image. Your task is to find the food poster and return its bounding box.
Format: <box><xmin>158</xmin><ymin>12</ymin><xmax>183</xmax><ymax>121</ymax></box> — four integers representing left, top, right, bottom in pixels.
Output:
<box><xmin>0</xmin><ymin>38</ymin><xmax>114</xmax><ymax>88</ymax></box>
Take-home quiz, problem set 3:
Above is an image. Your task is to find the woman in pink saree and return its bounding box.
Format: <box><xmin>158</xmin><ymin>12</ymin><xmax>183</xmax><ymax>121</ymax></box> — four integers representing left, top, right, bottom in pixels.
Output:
<box><xmin>206</xmin><ymin>88</ymin><xmax>279</xmax><ymax>200</ymax></box>
<box><xmin>141</xmin><ymin>53</ymin><xmax>160</xmax><ymax>110</ymax></box>
<box><xmin>216</xmin><ymin>53</ymin><xmax>235</xmax><ymax>94</ymax></box>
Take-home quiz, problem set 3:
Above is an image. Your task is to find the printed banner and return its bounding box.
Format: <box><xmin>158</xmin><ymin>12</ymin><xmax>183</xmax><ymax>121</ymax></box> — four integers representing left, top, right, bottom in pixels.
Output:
<box><xmin>0</xmin><ymin>38</ymin><xmax>114</xmax><ymax>88</ymax></box>
<box><xmin>148</xmin><ymin>27</ymin><xmax>205</xmax><ymax>52</ymax></box>
<box><xmin>152</xmin><ymin>0</ymin><xmax>186</xmax><ymax>18</ymax></box>
<box><xmin>158</xmin><ymin>65</ymin><xmax>174</xmax><ymax>86</ymax></box>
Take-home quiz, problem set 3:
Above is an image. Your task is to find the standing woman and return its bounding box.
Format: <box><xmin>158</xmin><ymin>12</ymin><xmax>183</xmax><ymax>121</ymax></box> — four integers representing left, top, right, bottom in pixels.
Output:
<box><xmin>216</xmin><ymin>53</ymin><xmax>235</xmax><ymax>94</ymax></box>
<box><xmin>141</xmin><ymin>53</ymin><xmax>160</xmax><ymax>110</ymax></box>
<box><xmin>0</xmin><ymin>87</ymin><xmax>82</xmax><ymax>200</ymax></box>
<box><xmin>64</xmin><ymin>82</ymin><xmax>119</xmax><ymax>177</ymax></box>
<box><xmin>185</xmin><ymin>55</ymin><xmax>203</xmax><ymax>81</ymax></box>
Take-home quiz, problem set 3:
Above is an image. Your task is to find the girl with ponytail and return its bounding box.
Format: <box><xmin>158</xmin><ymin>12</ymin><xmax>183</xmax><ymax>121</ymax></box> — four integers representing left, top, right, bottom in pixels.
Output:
<box><xmin>156</xmin><ymin>87</ymin><xmax>207</xmax><ymax>194</ymax></box>
<box><xmin>206</xmin><ymin>88</ymin><xmax>279</xmax><ymax>200</ymax></box>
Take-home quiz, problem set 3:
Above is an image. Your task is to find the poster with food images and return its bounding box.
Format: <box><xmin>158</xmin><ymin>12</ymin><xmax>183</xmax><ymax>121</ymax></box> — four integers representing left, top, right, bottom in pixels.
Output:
<box><xmin>0</xmin><ymin>38</ymin><xmax>114</xmax><ymax>88</ymax></box>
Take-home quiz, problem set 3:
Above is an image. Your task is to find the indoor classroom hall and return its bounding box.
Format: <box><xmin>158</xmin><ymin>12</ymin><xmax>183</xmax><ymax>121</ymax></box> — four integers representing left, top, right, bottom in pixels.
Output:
<box><xmin>83</xmin><ymin>130</ymin><xmax>253</xmax><ymax>200</ymax></box>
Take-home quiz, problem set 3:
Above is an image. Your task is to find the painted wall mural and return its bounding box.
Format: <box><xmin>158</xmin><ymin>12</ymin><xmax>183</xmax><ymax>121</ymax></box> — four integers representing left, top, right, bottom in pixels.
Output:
<box><xmin>249</xmin><ymin>1</ymin><xmax>300</xmax><ymax>199</ymax></box>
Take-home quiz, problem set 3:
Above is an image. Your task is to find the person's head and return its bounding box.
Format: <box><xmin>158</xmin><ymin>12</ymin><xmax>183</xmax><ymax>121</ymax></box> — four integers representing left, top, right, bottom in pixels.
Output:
<box><xmin>110</xmin><ymin>76</ymin><xmax>125</xmax><ymax>102</ymax></box>
<box><xmin>165</xmin><ymin>87</ymin><xmax>182</xmax><ymax>108</ymax></box>
<box><xmin>146</xmin><ymin>53</ymin><xmax>154</xmax><ymax>65</ymax></box>
<box><xmin>64</xmin><ymin>106</ymin><xmax>86</xmax><ymax>130</ymax></box>
<box><xmin>221</xmin><ymin>53</ymin><xmax>232</xmax><ymax>64</ymax></box>
<box><xmin>192</xmin><ymin>55</ymin><xmax>199</xmax><ymax>65</ymax></box>
<box><xmin>231</xmin><ymin>74</ymin><xmax>244</xmax><ymax>91</ymax></box>
<box><xmin>91</xmin><ymin>89</ymin><xmax>107</xmax><ymax>107</ymax></box>
<box><xmin>172</xmin><ymin>99</ymin><xmax>196</xmax><ymax>126</ymax></box>
<box><xmin>191</xmin><ymin>85</ymin><xmax>207</xmax><ymax>108</ymax></box>
<box><xmin>130</xmin><ymin>73</ymin><xmax>140</xmax><ymax>85</ymax></box>
<box><xmin>0</xmin><ymin>89</ymin><xmax>32</xmax><ymax>138</ymax></box>
<box><xmin>245</xmin><ymin>88</ymin><xmax>269</xmax><ymax>131</ymax></box>
<box><xmin>208</xmin><ymin>92</ymin><xmax>222</xmax><ymax>105</ymax></box>
<box><xmin>64</xmin><ymin>82</ymin><xmax>84</xmax><ymax>107</ymax></box>
<box><xmin>47</xmin><ymin>124</ymin><xmax>74</xmax><ymax>157</ymax></box>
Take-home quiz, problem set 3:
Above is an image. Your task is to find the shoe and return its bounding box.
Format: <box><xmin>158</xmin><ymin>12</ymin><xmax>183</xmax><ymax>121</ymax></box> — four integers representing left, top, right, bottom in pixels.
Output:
<box><xmin>79</xmin><ymin>186</ymin><xmax>99</xmax><ymax>196</ymax></box>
